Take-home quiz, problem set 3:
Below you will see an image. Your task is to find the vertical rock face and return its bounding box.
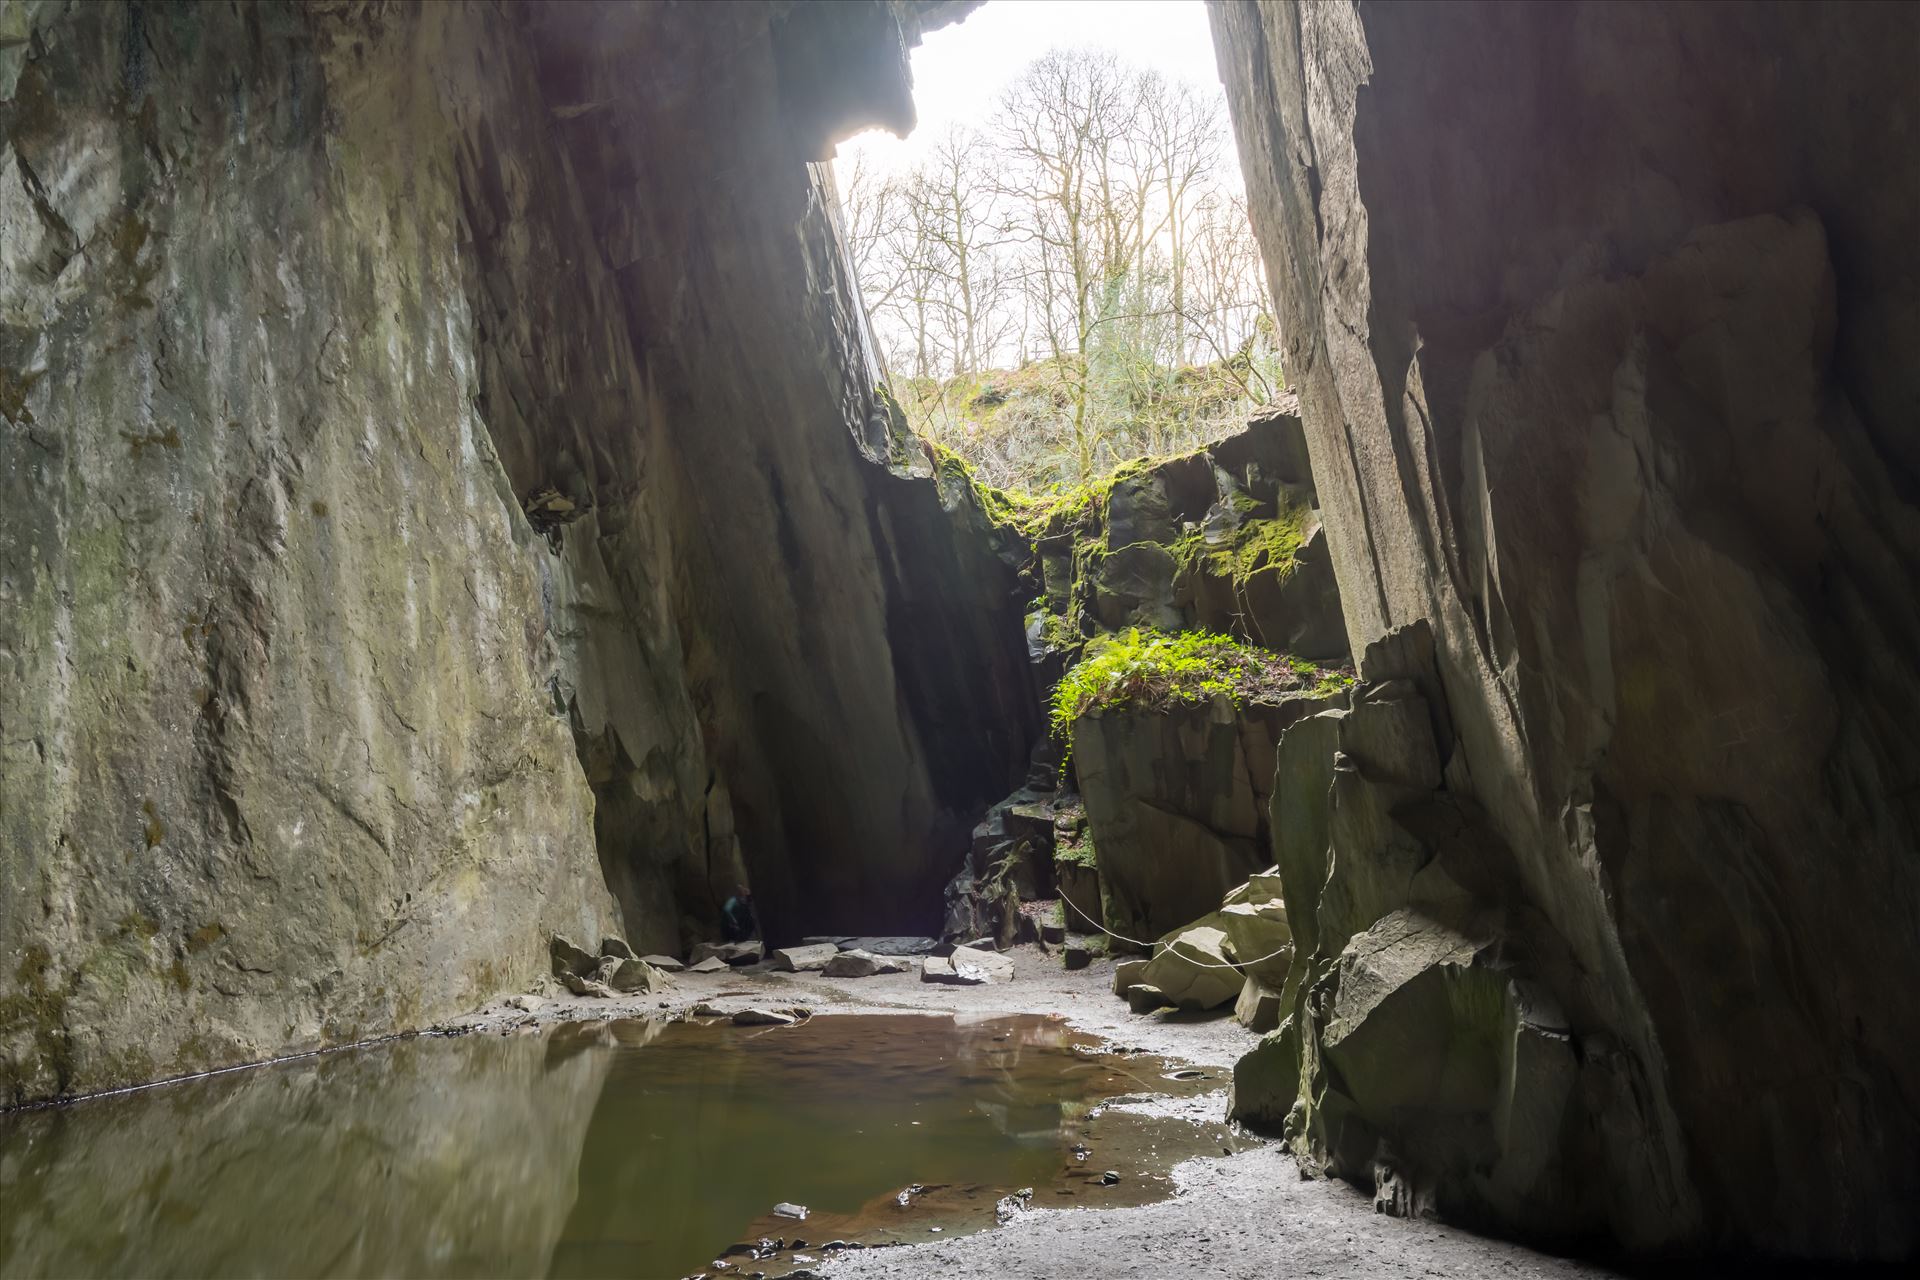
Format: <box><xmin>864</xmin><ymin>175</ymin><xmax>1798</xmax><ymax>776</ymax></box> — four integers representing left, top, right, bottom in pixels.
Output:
<box><xmin>1</xmin><ymin>0</ymin><xmax>1029</xmax><ymax>1102</ymax></box>
<box><xmin>1212</xmin><ymin>0</ymin><xmax>1920</xmax><ymax>1259</ymax></box>
<box><xmin>513</xmin><ymin>0</ymin><xmax>1035</xmax><ymax>942</ymax></box>
<box><xmin>0</xmin><ymin>1</ymin><xmax>617</xmax><ymax>1104</ymax></box>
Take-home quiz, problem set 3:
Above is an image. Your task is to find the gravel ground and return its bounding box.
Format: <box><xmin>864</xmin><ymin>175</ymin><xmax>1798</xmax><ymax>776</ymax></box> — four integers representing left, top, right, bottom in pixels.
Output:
<box><xmin>451</xmin><ymin>946</ymin><xmax>1619</xmax><ymax>1280</ymax></box>
<box><xmin>819</xmin><ymin>1142</ymin><xmax>1617</xmax><ymax>1280</ymax></box>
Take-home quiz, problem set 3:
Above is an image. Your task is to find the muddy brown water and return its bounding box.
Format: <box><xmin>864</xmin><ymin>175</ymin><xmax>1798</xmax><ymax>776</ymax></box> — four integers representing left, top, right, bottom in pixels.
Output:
<box><xmin>0</xmin><ymin>1012</ymin><xmax>1250</xmax><ymax>1279</ymax></box>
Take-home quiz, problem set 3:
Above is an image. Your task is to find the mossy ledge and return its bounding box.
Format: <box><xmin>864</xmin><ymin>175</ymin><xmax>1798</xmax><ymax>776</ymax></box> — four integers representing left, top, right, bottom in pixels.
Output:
<box><xmin>1049</xmin><ymin>627</ymin><xmax>1352</xmax><ymax>759</ymax></box>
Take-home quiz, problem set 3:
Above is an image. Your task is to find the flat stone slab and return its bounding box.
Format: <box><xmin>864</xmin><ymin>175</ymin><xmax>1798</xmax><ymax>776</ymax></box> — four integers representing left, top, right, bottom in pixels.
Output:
<box><xmin>640</xmin><ymin>954</ymin><xmax>685</xmax><ymax>972</ymax></box>
<box><xmin>822</xmin><ymin>949</ymin><xmax>914</xmax><ymax>978</ymax></box>
<box><xmin>838</xmin><ymin>936</ymin><xmax>940</xmax><ymax>956</ymax></box>
<box><xmin>733</xmin><ymin>1008</ymin><xmax>798</xmax><ymax>1027</ymax></box>
<box><xmin>688</xmin><ymin>956</ymin><xmax>728</xmax><ymax>974</ymax></box>
<box><xmin>690</xmin><ymin>940</ymin><xmax>765</xmax><ymax>966</ymax></box>
<box><xmin>772</xmin><ymin>943</ymin><xmax>839</xmax><ymax>972</ymax></box>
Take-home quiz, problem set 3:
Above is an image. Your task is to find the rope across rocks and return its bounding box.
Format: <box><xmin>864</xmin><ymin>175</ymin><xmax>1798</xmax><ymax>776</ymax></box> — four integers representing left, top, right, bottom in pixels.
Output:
<box><xmin>1058</xmin><ymin>892</ymin><xmax>1294</xmax><ymax>970</ymax></box>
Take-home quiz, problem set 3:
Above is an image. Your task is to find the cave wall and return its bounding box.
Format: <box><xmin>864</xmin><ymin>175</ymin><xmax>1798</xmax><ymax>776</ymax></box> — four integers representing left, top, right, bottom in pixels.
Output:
<box><xmin>1211</xmin><ymin>0</ymin><xmax>1919</xmax><ymax>1258</ymax></box>
<box><xmin>515</xmin><ymin>0</ymin><xmax>1034</xmax><ymax>942</ymax></box>
<box><xmin>1</xmin><ymin>0</ymin><xmax>1030</xmax><ymax>1103</ymax></box>
<box><xmin>0</xmin><ymin>1</ymin><xmax>618</xmax><ymax>1103</ymax></box>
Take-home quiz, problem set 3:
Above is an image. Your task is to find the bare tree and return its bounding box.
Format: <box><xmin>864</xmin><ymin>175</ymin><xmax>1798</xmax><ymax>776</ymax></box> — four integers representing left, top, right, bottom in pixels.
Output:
<box><xmin>834</xmin><ymin>46</ymin><xmax>1283</xmax><ymax>488</ymax></box>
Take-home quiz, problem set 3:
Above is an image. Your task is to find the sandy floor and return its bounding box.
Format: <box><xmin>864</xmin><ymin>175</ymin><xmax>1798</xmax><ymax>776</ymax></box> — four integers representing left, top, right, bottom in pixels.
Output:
<box><xmin>450</xmin><ymin>946</ymin><xmax>1619</xmax><ymax>1280</ymax></box>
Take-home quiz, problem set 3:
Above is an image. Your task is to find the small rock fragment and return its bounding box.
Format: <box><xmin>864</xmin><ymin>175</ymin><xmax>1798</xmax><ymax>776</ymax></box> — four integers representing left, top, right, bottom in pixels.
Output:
<box><xmin>505</xmin><ymin>994</ymin><xmax>544</xmax><ymax>1013</ymax></box>
<box><xmin>689</xmin><ymin>956</ymin><xmax>728</xmax><ymax>974</ymax></box>
<box><xmin>772</xmin><ymin>943</ymin><xmax>839</xmax><ymax>972</ymax></box>
<box><xmin>1063</xmin><ymin>943</ymin><xmax>1091</xmax><ymax>970</ymax></box>
<box><xmin>771</xmin><ymin>1201</ymin><xmax>809</xmax><ymax>1220</ymax></box>
<box><xmin>563</xmin><ymin>972</ymin><xmax>615</xmax><ymax>998</ymax></box>
<box><xmin>1125</xmin><ymin>983</ymin><xmax>1171</xmax><ymax>1014</ymax></box>
<box><xmin>995</xmin><ymin>1187</ymin><xmax>1034</xmax><ymax>1223</ymax></box>
<box><xmin>733</xmin><ymin>1007</ymin><xmax>797</xmax><ymax>1026</ymax></box>
<box><xmin>1040</xmin><ymin>922</ymin><xmax>1066</xmax><ymax>945</ymax></box>
<box><xmin>1100</xmin><ymin>1170</ymin><xmax>1121</xmax><ymax>1185</ymax></box>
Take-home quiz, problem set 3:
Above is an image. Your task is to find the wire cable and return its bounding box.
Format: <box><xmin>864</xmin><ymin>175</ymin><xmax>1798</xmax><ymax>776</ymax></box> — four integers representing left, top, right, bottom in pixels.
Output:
<box><xmin>1059</xmin><ymin>891</ymin><xmax>1294</xmax><ymax>970</ymax></box>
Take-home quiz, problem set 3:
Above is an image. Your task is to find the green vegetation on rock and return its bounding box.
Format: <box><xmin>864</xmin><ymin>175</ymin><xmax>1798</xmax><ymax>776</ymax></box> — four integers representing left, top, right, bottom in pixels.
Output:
<box><xmin>1170</xmin><ymin>503</ymin><xmax>1310</xmax><ymax>592</ymax></box>
<box><xmin>1048</xmin><ymin>628</ymin><xmax>1350</xmax><ymax>757</ymax></box>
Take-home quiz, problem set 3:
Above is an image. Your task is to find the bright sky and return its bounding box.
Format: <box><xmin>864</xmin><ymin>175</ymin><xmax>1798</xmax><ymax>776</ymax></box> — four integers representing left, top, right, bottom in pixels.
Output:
<box><xmin>835</xmin><ymin>0</ymin><xmax>1224</xmax><ymax>178</ymax></box>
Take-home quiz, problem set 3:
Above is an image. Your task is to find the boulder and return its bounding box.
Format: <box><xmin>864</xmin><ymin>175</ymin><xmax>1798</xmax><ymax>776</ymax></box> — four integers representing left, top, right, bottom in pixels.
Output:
<box><xmin>1125</xmin><ymin>984</ymin><xmax>1171</xmax><ymax>1014</ymax></box>
<box><xmin>1111</xmin><ymin>958</ymin><xmax>1150</xmax><ymax>997</ymax></box>
<box><xmin>1040</xmin><ymin>922</ymin><xmax>1066</xmax><ymax>945</ymax></box>
<box><xmin>772</xmin><ymin>944</ymin><xmax>839</xmax><ymax>972</ymax></box>
<box><xmin>822</xmin><ymin>949</ymin><xmax>912</xmax><ymax>978</ymax></box>
<box><xmin>1221</xmin><ymin>870</ymin><xmax>1287</xmax><ymax>908</ymax></box>
<box><xmin>921</xmin><ymin>955</ymin><xmax>966</xmax><ymax>985</ymax></box>
<box><xmin>1218</xmin><ymin>899</ymin><xmax>1293</xmax><ymax>985</ymax></box>
<box><xmin>1228</xmin><ymin>1022</ymin><xmax>1300</xmax><ymax>1129</ymax></box>
<box><xmin>922</xmin><ymin>946</ymin><xmax>1013</xmax><ymax>986</ymax></box>
<box><xmin>641</xmin><ymin>954</ymin><xmax>686</xmax><ymax>972</ymax></box>
<box><xmin>1139</xmin><ymin>925</ymin><xmax>1243</xmax><ymax>1011</ymax></box>
<box><xmin>598</xmin><ymin>956</ymin><xmax>663</xmax><ymax>994</ymax></box>
<box><xmin>1054</xmin><ymin>859</ymin><xmax>1102</xmax><ymax>937</ymax></box>
<box><xmin>1234</xmin><ymin>976</ymin><xmax>1284</xmax><ymax>1033</ymax></box>
<box><xmin>549</xmin><ymin>934</ymin><xmax>599</xmax><ymax>980</ymax></box>
<box><xmin>599</xmin><ymin>937</ymin><xmax>637</xmax><ymax>960</ymax></box>
<box><xmin>1063</xmin><ymin>944</ymin><xmax>1091</xmax><ymax>971</ymax></box>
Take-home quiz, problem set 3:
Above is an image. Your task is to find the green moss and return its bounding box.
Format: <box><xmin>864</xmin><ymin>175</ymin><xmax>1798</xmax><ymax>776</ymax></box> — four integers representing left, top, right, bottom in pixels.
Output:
<box><xmin>1171</xmin><ymin>503</ymin><xmax>1310</xmax><ymax>593</ymax></box>
<box><xmin>0</xmin><ymin>364</ymin><xmax>42</xmax><ymax>425</ymax></box>
<box><xmin>1053</xmin><ymin>832</ymin><xmax>1098</xmax><ymax>868</ymax></box>
<box><xmin>1050</xmin><ymin>627</ymin><xmax>1343</xmax><ymax>760</ymax></box>
<box><xmin>0</xmin><ymin>944</ymin><xmax>73</xmax><ymax>1096</ymax></box>
<box><xmin>118</xmin><ymin>911</ymin><xmax>161</xmax><ymax>940</ymax></box>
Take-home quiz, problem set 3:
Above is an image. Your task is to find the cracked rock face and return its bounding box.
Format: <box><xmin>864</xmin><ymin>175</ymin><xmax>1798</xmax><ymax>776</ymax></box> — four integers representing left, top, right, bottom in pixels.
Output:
<box><xmin>1212</xmin><ymin>0</ymin><xmax>1920</xmax><ymax>1259</ymax></box>
<box><xmin>1</xmin><ymin>0</ymin><xmax>1024</xmax><ymax>1103</ymax></box>
<box><xmin>0</xmin><ymin>1</ymin><xmax>617</xmax><ymax>1104</ymax></box>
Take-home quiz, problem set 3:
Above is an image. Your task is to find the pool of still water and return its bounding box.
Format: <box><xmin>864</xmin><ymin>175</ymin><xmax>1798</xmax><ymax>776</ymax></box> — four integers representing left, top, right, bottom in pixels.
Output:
<box><xmin>0</xmin><ymin>1012</ymin><xmax>1248</xmax><ymax>1279</ymax></box>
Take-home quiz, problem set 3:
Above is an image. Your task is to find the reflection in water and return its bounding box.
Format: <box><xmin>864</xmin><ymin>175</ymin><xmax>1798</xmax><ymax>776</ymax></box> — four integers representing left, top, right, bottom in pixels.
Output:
<box><xmin>0</xmin><ymin>1030</ymin><xmax>612</xmax><ymax>1278</ymax></box>
<box><xmin>0</xmin><ymin>1013</ymin><xmax>1231</xmax><ymax>1280</ymax></box>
